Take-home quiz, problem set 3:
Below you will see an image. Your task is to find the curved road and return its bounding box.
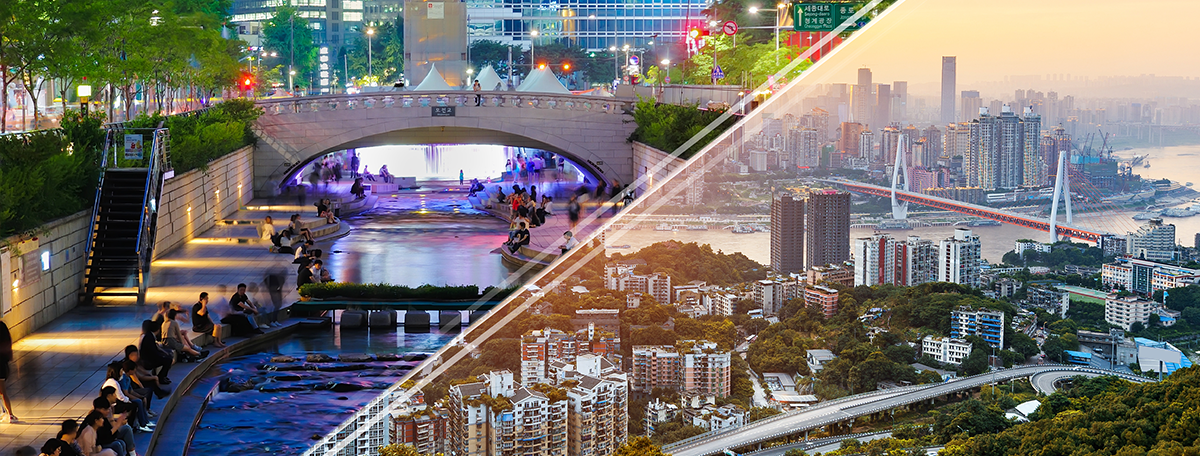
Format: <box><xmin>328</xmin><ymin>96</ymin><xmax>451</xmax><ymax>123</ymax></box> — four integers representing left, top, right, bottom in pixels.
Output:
<box><xmin>666</xmin><ymin>365</ymin><xmax>1146</xmax><ymax>456</ymax></box>
<box><xmin>1030</xmin><ymin>368</ymin><xmax>1149</xmax><ymax>395</ymax></box>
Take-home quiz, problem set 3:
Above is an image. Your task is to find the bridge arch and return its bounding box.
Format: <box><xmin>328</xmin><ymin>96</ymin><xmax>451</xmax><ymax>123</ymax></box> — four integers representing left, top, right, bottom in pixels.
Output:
<box><xmin>251</xmin><ymin>92</ymin><xmax>638</xmax><ymax>197</ymax></box>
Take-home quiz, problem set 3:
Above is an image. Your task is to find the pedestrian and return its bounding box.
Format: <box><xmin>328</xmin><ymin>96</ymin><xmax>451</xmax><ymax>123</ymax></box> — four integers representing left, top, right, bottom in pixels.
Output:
<box><xmin>567</xmin><ymin>195</ymin><xmax>582</xmax><ymax>231</ymax></box>
<box><xmin>350</xmin><ymin>153</ymin><xmax>360</xmax><ymax>179</ymax></box>
<box><xmin>263</xmin><ymin>266</ymin><xmax>287</xmax><ymax>328</ymax></box>
<box><xmin>226</xmin><ymin>284</ymin><xmax>264</xmax><ymax>336</ymax></box>
<box><xmin>559</xmin><ymin>231</ymin><xmax>578</xmax><ymax>255</ymax></box>
<box><xmin>508</xmin><ymin>222</ymin><xmax>530</xmax><ymax>254</ymax></box>
<box><xmin>473</xmin><ymin>80</ymin><xmax>482</xmax><ymax>106</ymax></box>
<box><xmin>0</xmin><ymin>320</ymin><xmax>16</xmax><ymax>423</ymax></box>
<box><xmin>622</xmin><ymin>191</ymin><xmax>634</xmax><ymax>209</ymax></box>
<box><xmin>460</xmin><ymin>169</ymin><xmax>465</xmax><ymax>185</ymax></box>
<box><xmin>259</xmin><ymin>216</ymin><xmax>285</xmax><ymax>250</ymax></box>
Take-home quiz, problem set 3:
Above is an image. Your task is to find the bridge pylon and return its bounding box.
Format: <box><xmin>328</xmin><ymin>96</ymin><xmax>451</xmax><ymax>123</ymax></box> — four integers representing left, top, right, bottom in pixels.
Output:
<box><xmin>890</xmin><ymin>134</ymin><xmax>909</xmax><ymax>220</ymax></box>
<box><xmin>1048</xmin><ymin>146</ymin><xmax>1073</xmax><ymax>242</ymax></box>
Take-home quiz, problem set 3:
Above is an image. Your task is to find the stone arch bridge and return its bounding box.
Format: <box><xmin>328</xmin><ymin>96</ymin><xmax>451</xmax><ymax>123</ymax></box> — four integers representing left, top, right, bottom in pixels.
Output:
<box><xmin>250</xmin><ymin>91</ymin><xmax>638</xmax><ymax>196</ymax></box>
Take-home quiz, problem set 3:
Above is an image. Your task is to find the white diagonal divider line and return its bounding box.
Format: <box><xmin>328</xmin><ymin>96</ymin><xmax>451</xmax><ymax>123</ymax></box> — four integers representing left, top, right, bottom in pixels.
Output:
<box><xmin>304</xmin><ymin>1</ymin><xmax>901</xmax><ymax>453</ymax></box>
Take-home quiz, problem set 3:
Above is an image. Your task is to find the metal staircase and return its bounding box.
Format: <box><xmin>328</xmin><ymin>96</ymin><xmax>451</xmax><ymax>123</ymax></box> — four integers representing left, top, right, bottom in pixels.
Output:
<box><xmin>83</xmin><ymin>128</ymin><xmax>170</xmax><ymax>304</ymax></box>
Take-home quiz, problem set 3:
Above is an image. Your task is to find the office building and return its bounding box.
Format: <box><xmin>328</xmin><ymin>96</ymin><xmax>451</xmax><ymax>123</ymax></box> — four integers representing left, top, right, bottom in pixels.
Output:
<box><xmin>852</xmin><ymin>68</ymin><xmax>873</xmax><ymax>127</ymax></box>
<box><xmin>892</xmin><ymin>81</ymin><xmax>908</xmax><ymax>122</ymax></box>
<box><xmin>922</xmin><ymin>336</ymin><xmax>972</xmax><ymax>365</ymax></box>
<box><xmin>230</xmin><ymin>0</ymin><xmax>365</xmax><ymax>47</ymax></box>
<box><xmin>875</xmin><ymin>83</ymin><xmax>892</xmax><ymax>128</ymax></box>
<box><xmin>1105</xmin><ymin>295</ymin><xmax>1155</xmax><ymax>331</ymax></box>
<box><xmin>960</xmin><ymin>91</ymin><xmax>982</xmax><ymax>122</ymax></box>
<box><xmin>938</xmin><ymin>228</ymin><xmax>981</xmax><ymax>288</ymax></box>
<box><xmin>803</xmin><ymin>284</ymin><xmax>839</xmax><ymax>318</ymax></box>
<box><xmin>804</xmin><ymin>190</ymin><xmax>851</xmax><ymax>270</ymax></box>
<box><xmin>770</xmin><ymin>194</ymin><xmax>805</xmax><ymax>274</ymax></box>
<box><xmin>940</xmin><ymin>57</ymin><xmax>956</xmax><ymax>124</ymax></box>
<box><xmin>950</xmin><ymin>307</ymin><xmax>1005</xmax><ymax>348</ymax></box>
<box><xmin>466</xmin><ymin>0</ymin><xmax>707</xmax><ymax>52</ymax></box>
<box><xmin>1128</xmin><ymin>218</ymin><xmax>1177</xmax><ymax>261</ymax></box>
<box><xmin>405</xmin><ymin>0</ymin><xmax>470</xmax><ymax>87</ymax></box>
<box><xmin>853</xmin><ymin>234</ymin><xmax>938</xmax><ymax>287</ymax></box>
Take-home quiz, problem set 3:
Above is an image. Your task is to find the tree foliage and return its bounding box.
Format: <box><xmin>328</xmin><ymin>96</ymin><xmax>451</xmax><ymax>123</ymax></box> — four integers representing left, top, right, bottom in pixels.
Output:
<box><xmin>610</xmin><ymin>241</ymin><xmax>765</xmax><ymax>286</ymax></box>
<box><xmin>261</xmin><ymin>5</ymin><xmax>319</xmax><ymax>88</ymax></box>
<box><xmin>627</xmin><ymin>98</ymin><xmax>738</xmax><ymax>160</ymax></box>
<box><xmin>943</xmin><ymin>368</ymin><xmax>1200</xmax><ymax>456</ymax></box>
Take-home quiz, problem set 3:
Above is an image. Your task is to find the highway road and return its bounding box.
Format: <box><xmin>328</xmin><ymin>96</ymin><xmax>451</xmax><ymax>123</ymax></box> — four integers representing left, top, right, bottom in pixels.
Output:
<box><xmin>1030</xmin><ymin>368</ymin><xmax>1149</xmax><ymax>395</ymax></box>
<box><xmin>665</xmin><ymin>365</ymin><xmax>1146</xmax><ymax>456</ymax></box>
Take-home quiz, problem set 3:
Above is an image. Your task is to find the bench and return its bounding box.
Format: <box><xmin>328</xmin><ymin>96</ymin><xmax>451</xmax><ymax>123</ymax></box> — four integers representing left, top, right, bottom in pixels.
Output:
<box><xmin>189</xmin><ymin>324</ymin><xmax>232</xmax><ymax>347</ymax></box>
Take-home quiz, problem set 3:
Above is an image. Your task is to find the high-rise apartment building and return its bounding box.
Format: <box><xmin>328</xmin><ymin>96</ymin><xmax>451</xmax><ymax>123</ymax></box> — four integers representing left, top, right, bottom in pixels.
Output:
<box><xmin>839</xmin><ymin>122</ymin><xmax>865</xmax><ymax>156</ymax></box>
<box><xmin>771</xmin><ymin>190</ymin><xmax>850</xmax><ymax>273</ymax></box>
<box><xmin>604</xmin><ymin>265</ymin><xmax>672</xmax><ymax>304</ymax></box>
<box><xmin>564</xmin><ymin>366</ymin><xmax>628</xmax><ymax>456</ymax></box>
<box><xmin>631</xmin><ymin>342</ymin><xmax>731</xmax><ymax>396</ymax></box>
<box><xmin>1128</xmin><ymin>218</ymin><xmax>1176</xmax><ymax>261</ymax></box>
<box><xmin>1021</xmin><ymin>107</ymin><xmax>1044</xmax><ymax>188</ymax></box>
<box><xmin>851</xmin><ymin>84</ymin><xmax>872</xmax><ymax>127</ymax></box>
<box><xmin>770</xmin><ymin>194</ymin><xmax>805</xmax><ymax>274</ymax></box>
<box><xmin>950</xmin><ymin>307</ymin><xmax>1005</xmax><ymax>348</ymax></box>
<box><xmin>448</xmin><ymin>371</ymin><xmax>569</xmax><ymax>456</ymax></box>
<box><xmin>392</xmin><ymin>406</ymin><xmax>450</xmax><ymax>455</ymax></box>
<box><xmin>966</xmin><ymin>105</ymin><xmax>1041</xmax><ymax>190</ymax></box>
<box><xmin>921</xmin><ymin>125</ymin><xmax>942</xmax><ymax>160</ymax></box>
<box><xmin>879</xmin><ymin>125</ymin><xmax>902</xmax><ymax>163</ymax></box>
<box><xmin>804</xmin><ymin>190</ymin><xmax>851</xmax><ymax>270</ymax></box>
<box><xmin>853</xmin><ymin>234</ymin><xmax>938</xmax><ymax>287</ymax></box>
<box><xmin>938</xmin><ymin>228</ymin><xmax>981</xmax><ymax>288</ymax></box>
<box><xmin>941</xmin><ymin>57</ymin><xmax>957</xmax><ymax>124</ymax></box>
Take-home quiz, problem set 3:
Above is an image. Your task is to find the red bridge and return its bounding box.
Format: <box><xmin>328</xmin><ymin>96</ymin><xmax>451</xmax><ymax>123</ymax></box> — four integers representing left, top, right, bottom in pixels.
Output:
<box><xmin>823</xmin><ymin>178</ymin><xmax>1111</xmax><ymax>243</ymax></box>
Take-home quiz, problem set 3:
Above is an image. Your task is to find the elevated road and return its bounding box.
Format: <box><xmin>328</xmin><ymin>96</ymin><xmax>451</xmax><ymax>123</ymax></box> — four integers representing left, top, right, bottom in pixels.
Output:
<box><xmin>818</xmin><ymin>178</ymin><xmax>1111</xmax><ymax>243</ymax></box>
<box><xmin>664</xmin><ymin>365</ymin><xmax>1146</xmax><ymax>456</ymax></box>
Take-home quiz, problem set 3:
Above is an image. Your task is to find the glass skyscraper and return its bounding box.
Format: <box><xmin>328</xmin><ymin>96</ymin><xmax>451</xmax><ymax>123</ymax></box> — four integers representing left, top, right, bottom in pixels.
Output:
<box><xmin>466</xmin><ymin>0</ymin><xmax>712</xmax><ymax>52</ymax></box>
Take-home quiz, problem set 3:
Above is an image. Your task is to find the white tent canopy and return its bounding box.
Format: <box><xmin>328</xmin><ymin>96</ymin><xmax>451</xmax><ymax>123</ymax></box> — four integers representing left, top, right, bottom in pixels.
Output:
<box><xmin>413</xmin><ymin>63</ymin><xmax>454</xmax><ymax>91</ymax></box>
<box><xmin>516</xmin><ymin>67</ymin><xmax>571</xmax><ymax>94</ymax></box>
<box><xmin>472</xmin><ymin>66</ymin><xmax>504</xmax><ymax>91</ymax></box>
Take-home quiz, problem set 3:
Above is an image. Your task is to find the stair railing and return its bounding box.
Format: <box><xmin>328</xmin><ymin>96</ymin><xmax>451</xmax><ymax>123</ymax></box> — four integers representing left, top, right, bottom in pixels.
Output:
<box><xmin>81</xmin><ymin>129</ymin><xmax>116</xmax><ymax>302</ymax></box>
<box><xmin>134</xmin><ymin>127</ymin><xmax>171</xmax><ymax>304</ymax></box>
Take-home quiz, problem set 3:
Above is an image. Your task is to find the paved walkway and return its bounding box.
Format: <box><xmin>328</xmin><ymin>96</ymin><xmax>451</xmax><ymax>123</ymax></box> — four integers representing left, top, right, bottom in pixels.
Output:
<box><xmin>0</xmin><ymin>206</ymin><xmax>326</xmax><ymax>452</ymax></box>
<box><xmin>0</xmin><ymin>178</ymin><xmax>610</xmax><ymax>453</ymax></box>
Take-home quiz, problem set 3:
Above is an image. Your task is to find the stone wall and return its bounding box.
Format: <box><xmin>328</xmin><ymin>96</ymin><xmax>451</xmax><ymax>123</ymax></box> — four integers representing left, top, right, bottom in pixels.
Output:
<box><xmin>154</xmin><ymin>145</ymin><xmax>255</xmax><ymax>259</ymax></box>
<box><xmin>632</xmin><ymin>141</ymin><xmax>686</xmax><ymax>197</ymax></box>
<box><xmin>0</xmin><ymin>211</ymin><xmax>91</xmax><ymax>341</ymax></box>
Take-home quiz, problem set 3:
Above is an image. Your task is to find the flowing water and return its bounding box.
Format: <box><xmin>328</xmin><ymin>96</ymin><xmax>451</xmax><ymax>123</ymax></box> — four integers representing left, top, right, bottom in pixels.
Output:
<box><xmin>187</xmin><ymin>329</ymin><xmax>455</xmax><ymax>455</ymax></box>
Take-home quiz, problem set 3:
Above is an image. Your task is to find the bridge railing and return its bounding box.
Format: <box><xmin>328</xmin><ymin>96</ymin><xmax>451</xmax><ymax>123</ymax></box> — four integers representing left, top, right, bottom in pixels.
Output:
<box><xmin>255</xmin><ymin>91</ymin><xmax>634</xmax><ymax>116</ymax></box>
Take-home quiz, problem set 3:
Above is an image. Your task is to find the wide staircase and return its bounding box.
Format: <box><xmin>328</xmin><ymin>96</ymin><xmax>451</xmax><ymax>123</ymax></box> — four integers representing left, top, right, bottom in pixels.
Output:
<box><xmin>84</xmin><ymin>169</ymin><xmax>149</xmax><ymax>298</ymax></box>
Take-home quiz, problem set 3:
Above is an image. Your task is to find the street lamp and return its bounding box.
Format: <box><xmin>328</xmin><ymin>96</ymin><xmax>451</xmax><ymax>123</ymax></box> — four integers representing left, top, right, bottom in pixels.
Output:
<box><xmin>467</xmin><ymin>67</ymin><xmax>474</xmax><ymax>83</ymax></box>
<box><xmin>609</xmin><ymin>45</ymin><xmax>619</xmax><ymax>81</ymax></box>
<box><xmin>530</xmin><ymin>29</ymin><xmax>539</xmax><ymax>67</ymax></box>
<box><xmin>749</xmin><ymin>3</ymin><xmax>788</xmax><ymax>63</ymax></box>
<box><xmin>367</xmin><ymin>28</ymin><xmax>376</xmax><ymax>82</ymax></box>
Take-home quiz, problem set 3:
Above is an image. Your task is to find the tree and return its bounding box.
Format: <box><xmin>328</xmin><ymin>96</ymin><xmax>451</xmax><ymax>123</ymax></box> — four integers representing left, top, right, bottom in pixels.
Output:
<box><xmin>346</xmin><ymin>19</ymin><xmax>404</xmax><ymax>85</ymax></box>
<box><xmin>1130</xmin><ymin>321</ymin><xmax>1145</xmax><ymax>333</ymax></box>
<box><xmin>262</xmin><ymin>6</ymin><xmax>319</xmax><ymax>88</ymax></box>
<box><xmin>616</xmin><ymin>436</ymin><xmax>669</xmax><ymax>456</ymax></box>
<box><xmin>378</xmin><ymin>444</ymin><xmax>421</xmax><ymax>456</ymax></box>
<box><xmin>1008</xmin><ymin>332</ymin><xmax>1039</xmax><ymax>360</ymax></box>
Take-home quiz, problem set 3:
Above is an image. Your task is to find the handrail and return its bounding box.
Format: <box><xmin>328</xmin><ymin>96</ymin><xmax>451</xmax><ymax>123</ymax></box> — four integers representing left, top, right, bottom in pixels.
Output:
<box><xmin>82</xmin><ymin>129</ymin><xmax>114</xmax><ymax>298</ymax></box>
<box><xmin>254</xmin><ymin>91</ymin><xmax>635</xmax><ymax>116</ymax></box>
<box><xmin>134</xmin><ymin>128</ymin><xmax>169</xmax><ymax>303</ymax></box>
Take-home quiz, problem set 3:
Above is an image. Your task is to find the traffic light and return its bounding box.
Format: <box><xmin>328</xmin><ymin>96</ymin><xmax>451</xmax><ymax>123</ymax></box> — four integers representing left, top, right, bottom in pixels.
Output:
<box><xmin>239</xmin><ymin>73</ymin><xmax>255</xmax><ymax>92</ymax></box>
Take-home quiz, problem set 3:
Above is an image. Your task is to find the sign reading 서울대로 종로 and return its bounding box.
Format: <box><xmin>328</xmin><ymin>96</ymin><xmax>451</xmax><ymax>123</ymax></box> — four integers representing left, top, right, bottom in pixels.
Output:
<box><xmin>792</xmin><ymin>2</ymin><xmax>868</xmax><ymax>32</ymax></box>
<box><xmin>432</xmin><ymin>106</ymin><xmax>456</xmax><ymax>117</ymax></box>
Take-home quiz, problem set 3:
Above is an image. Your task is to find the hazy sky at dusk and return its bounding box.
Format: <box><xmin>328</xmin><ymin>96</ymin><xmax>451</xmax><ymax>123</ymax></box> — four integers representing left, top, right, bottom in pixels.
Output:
<box><xmin>804</xmin><ymin>0</ymin><xmax>1200</xmax><ymax>94</ymax></box>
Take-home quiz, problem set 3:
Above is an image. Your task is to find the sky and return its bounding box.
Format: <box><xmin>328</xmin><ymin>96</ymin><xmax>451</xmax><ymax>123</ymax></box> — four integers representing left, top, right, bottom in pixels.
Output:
<box><xmin>803</xmin><ymin>0</ymin><xmax>1200</xmax><ymax>96</ymax></box>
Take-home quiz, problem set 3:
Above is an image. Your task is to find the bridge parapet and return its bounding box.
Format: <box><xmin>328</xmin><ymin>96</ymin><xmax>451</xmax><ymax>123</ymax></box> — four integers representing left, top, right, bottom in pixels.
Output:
<box><xmin>256</xmin><ymin>91</ymin><xmax>634</xmax><ymax>116</ymax></box>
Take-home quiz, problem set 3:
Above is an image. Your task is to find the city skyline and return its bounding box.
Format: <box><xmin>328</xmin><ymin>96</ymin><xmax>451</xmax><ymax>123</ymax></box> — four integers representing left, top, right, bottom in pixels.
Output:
<box><xmin>803</xmin><ymin>0</ymin><xmax>1200</xmax><ymax>97</ymax></box>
